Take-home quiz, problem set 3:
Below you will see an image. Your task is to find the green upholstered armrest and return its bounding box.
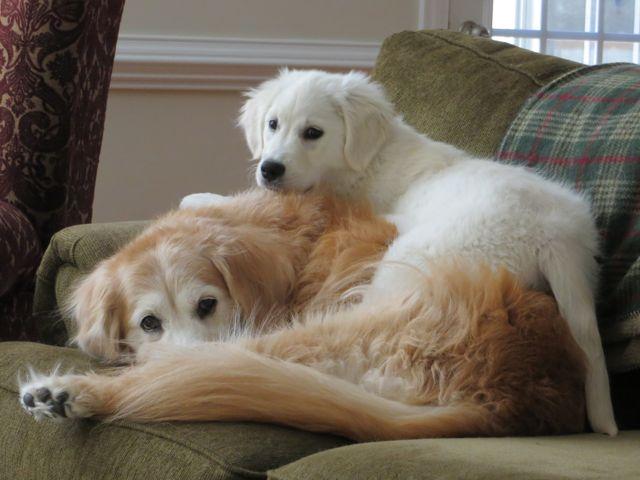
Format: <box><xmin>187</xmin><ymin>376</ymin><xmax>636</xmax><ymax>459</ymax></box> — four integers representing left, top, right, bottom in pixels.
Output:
<box><xmin>33</xmin><ymin>221</ymin><xmax>149</xmax><ymax>344</ymax></box>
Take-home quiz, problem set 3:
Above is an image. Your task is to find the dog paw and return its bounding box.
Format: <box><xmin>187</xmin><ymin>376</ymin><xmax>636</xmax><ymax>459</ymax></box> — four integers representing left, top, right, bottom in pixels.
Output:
<box><xmin>19</xmin><ymin>371</ymin><xmax>92</xmax><ymax>421</ymax></box>
<box><xmin>180</xmin><ymin>193</ymin><xmax>229</xmax><ymax>209</ymax></box>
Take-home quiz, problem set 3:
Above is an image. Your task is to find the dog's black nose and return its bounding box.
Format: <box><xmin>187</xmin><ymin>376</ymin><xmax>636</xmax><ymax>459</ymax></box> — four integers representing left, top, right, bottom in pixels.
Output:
<box><xmin>261</xmin><ymin>161</ymin><xmax>285</xmax><ymax>182</ymax></box>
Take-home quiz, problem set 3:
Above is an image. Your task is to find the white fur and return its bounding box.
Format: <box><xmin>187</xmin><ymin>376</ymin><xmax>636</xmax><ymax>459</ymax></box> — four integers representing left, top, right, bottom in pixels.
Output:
<box><xmin>234</xmin><ymin>69</ymin><xmax>617</xmax><ymax>435</ymax></box>
<box><xmin>19</xmin><ymin>368</ymin><xmax>91</xmax><ymax>420</ymax></box>
<box><xmin>180</xmin><ymin>192</ymin><xmax>230</xmax><ymax>209</ymax></box>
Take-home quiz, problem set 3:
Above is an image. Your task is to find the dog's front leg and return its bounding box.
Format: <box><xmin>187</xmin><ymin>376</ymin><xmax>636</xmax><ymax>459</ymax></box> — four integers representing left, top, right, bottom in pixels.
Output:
<box><xmin>19</xmin><ymin>358</ymin><xmax>199</xmax><ymax>422</ymax></box>
<box><xmin>19</xmin><ymin>344</ymin><xmax>264</xmax><ymax>422</ymax></box>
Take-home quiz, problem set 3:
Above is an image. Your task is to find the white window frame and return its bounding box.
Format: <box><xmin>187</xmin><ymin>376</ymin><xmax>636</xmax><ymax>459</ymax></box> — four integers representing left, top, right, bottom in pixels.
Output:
<box><xmin>485</xmin><ymin>0</ymin><xmax>640</xmax><ymax>64</ymax></box>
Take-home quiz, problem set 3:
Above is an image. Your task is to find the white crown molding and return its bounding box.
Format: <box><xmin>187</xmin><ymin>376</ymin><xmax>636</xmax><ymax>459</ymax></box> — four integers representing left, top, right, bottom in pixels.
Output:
<box><xmin>111</xmin><ymin>35</ymin><xmax>381</xmax><ymax>92</ymax></box>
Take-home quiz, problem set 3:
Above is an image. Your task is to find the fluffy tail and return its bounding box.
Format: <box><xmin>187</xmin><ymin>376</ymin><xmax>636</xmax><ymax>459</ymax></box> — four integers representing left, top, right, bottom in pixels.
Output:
<box><xmin>539</xmin><ymin>243</ymin><xmax>618</xmax><ymax>436</ymax></box>
<box><xmin>100</xmin><ymin>344</ymin><xmax>489</xmax><ymax>441</ymax></box>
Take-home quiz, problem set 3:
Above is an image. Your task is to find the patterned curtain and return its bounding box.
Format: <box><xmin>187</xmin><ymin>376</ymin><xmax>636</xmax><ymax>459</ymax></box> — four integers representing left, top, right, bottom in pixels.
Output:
<box><xmin>0</xmin><ymin>0</ymin><xmax>126</xmax><ymax>340</ymax></box>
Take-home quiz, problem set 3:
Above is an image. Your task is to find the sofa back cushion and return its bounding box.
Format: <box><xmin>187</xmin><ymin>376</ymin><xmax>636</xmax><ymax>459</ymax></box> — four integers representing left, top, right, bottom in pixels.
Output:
<box><xmin>372</xmin><ymin>30</ymin><xmax>580</xmax><ymax>158</ymax></box>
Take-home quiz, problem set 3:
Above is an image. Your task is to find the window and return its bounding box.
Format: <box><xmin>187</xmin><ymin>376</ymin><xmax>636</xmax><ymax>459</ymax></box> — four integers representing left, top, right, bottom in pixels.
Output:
<box><xmin>490</xmin><ymin>0</ymin><xmax>640</xmax><ymax>64</ymax></box>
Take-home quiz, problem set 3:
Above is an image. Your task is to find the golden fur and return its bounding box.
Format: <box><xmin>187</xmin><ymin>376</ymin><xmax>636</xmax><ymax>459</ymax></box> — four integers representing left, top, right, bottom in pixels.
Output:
<box><xmin>68</xmin><ymin>188</ymin><xmax>396</xmax><ymax>360</ymax></box>
<box><xmin>47</xmin><ymin>263</ymin><xmax>585</xmax><ymax>440</ymax></box>
<box><xmin>46</xmin><ymin>189</ymin><xmax>587</xmax><ymax>440</ymax></box>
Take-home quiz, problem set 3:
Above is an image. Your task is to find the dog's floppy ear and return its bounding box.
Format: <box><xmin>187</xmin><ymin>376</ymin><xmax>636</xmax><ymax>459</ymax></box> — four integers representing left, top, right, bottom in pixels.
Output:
<box><xmin>209</xmin><ymin>227</ymin><xmax>298</xmax><ymax>320</ymax></box>
<box><xmin>238</xmin><ymin>71</ymin><xmax>286</xmax><ymax>159</ymax></box>
<box><xmin>66</xmin><ymin>263</ymin><xmax>126</xmax><ymax>362</ymax></box>
<box><xmin>337</xmin><ymin>72</ymin><xmax>395</xmax><ymax>172</ymax></box>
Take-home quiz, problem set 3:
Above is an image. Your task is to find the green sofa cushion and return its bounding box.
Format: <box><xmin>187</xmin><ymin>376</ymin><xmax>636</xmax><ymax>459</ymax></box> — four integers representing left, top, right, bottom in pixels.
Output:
<box><xmin>269</xmin><ymin>432</ymin><xmax>640</xmax><ymax>480</ymax></box>
<box><xmin>372</xmin><ymin>30</ymin><xmax>580</xmax><ymax>158</ymax></box>
<box><xmin>0</xmin><ymin>342</ymin><xmax>349</xmax><ymax>480</ymax></box>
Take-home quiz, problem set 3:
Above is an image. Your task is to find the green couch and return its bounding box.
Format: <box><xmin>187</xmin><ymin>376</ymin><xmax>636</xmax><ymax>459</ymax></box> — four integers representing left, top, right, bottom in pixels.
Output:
<box><xmin>1</xmin><ymin>31</ymin><xmax>639</xmax><ymax>479</ymax></box>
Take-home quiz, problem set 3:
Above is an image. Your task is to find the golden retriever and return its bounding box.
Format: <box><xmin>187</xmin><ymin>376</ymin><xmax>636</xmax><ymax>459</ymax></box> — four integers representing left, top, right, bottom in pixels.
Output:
<box><xmin>66</xmin><ymin>188</ymin><xmax>396</xmax><ymax>361</ymax></box>
<box><xmin>19</xmin><ymin>189</ymin><xmax>586</xmax><ymax>440</ymax></box>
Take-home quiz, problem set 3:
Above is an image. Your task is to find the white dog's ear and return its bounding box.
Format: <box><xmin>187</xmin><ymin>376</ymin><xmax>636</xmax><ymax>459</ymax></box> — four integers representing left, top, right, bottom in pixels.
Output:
<box><xmin>338</xmin><ymin>72</ymin><xmax>395</xmax><ymax>172</ymax></box>
<box><xmin>66</xmin><ymin>264</ymin><xmax>125</xmax><ymax>362</ymax></box>
<box><xmin>238</xmin><ymin>74</ymin><xmax>284</xmax><ymax>159</ymax></box>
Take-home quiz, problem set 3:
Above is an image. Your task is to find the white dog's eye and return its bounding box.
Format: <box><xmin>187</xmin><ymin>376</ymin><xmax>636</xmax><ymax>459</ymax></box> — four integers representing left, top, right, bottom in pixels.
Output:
<box><xmin>302</xmin><ymin>127</ymin><xmax>323</xmax><ymax>140</ymax></box>
<box><xmin>268</xmin><ymin>119</ymin><xmax>278</xmax><ymax>131</ymax></box>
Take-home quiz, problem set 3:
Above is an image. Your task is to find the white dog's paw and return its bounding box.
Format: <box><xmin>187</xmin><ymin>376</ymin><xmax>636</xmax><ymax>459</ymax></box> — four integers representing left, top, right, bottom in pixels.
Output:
<box><xmin>180</xmin><ymin>193</ymin><xmax>229</xmax><ymax>209</ymax></box>
<box><xmin>19</xmin><ymin>370</ymin><xmax>91</xmax><ymax>421</ymax></box>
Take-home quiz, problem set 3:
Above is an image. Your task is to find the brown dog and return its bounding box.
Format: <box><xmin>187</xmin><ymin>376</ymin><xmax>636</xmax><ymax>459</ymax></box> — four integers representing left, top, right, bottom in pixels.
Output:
<box><xmin>67</xmin><ymin>188</ymin><xmax>396</xmax><ymax>361</ymax></box>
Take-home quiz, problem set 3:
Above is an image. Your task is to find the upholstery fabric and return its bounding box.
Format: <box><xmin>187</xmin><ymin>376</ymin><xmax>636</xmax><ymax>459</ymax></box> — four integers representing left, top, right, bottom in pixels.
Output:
<box><xmin>269</xmin><ymin>432</ymin><xmax>640</xmax><ymax>480</ymax></box>
<box><xmin>372</xmin><ymin>30</ymin><xmax>580</xmax><ymax>158</ymax></box>
<box><xmin>496</xmin><ymin>64</ymin><xmax>640</xmax><ymax>374</ymax></box>
<box><xmin>0</xmin><ymin>342</ymin><xmax>350</xmax><ymax>480</ymax></box>
<box><xmin>0</xmin><ymin>0</ymin><xmax>125</xmax><ymax>341</ymax></box>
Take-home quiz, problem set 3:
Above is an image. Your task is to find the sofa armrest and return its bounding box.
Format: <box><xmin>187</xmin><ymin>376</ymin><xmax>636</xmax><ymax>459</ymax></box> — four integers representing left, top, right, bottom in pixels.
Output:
<box><xmin>0</xmin><ymin>200</ymin><xmax>41</xmax><ymax>297</ymax></box>
<box><xmin>33</xmin><ymin>221</ymin><xmax>149</xmax><ymax>344</ymax></box>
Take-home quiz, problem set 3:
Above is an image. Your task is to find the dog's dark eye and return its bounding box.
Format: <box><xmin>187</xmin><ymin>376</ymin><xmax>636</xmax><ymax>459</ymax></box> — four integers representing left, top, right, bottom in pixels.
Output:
<box><xmin>268</xmin><ymin>119</ymin><xmax>278</xmax><ymax>131</ymax></box>
<box><xmin>303</xmin><ymin>127</ymin><xmax>323</xmax><ymax>140</ymax></box>
<box><xmin>140</xmin><ymin>315</ymin><xmax>162</xmax><ymax>333</ymax></box>
<box><xmin>197</xmin><ymin>298</ymin><xmax>217</xmax><ymax>319</ymax></box>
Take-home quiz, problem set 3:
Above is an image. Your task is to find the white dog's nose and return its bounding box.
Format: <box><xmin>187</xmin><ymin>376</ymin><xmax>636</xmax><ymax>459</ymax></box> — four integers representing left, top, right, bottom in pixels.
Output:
<box><xmin>260</xmin><ymin>160</ymin><xmax>285</xmax><ymax>182</ymax></box>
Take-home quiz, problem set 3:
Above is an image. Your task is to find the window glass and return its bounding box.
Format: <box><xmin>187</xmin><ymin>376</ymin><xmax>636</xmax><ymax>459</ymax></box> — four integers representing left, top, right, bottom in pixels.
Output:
<box><xmin>493</xmin><ymin>0</ymin><xmax>542</xmax><ymax>29</ymax></box>
<box><xmin>602</xmin><ymin>41</ymin><xmax>640</xmax><ymax>62</ymax></box>
<box><xmin>548</xmin><ymin>0</ymin><xmax>598</xmax><ymax>32</ymax></box>
<box><xmin>547</xmin><ymin>39</ymin><xmax>598</xmax><ymax>63</ymax></box>
<box><xmin>604</xmin><ymin>0</ymin><xmax>639</xmax><ymax>34</ymax></box>
<box><xmin>491</xmin><ymin>0</ymin><xmax>640</xmax><ymax>65</ymax></box>
<box><xmin>494</xmin><ymin>36</ymin><xmax>541</xmax><ymax>52</ymax></box>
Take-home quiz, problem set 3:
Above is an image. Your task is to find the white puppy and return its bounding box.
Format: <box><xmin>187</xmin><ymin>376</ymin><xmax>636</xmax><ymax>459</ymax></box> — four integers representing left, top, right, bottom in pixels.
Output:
<box><xmin>188</xmin><ymin>69</ymin><xmax>617</xmax><ymax>435</ymax></box>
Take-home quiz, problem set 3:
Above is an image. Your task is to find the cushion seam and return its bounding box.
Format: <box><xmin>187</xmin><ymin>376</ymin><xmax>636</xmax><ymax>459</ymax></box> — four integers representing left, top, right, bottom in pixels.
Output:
<box><xmin>34</xmin><ymin>233</ymin><xmax>80</xmax><ymax>286</ymax></box>
<box><xmin>34</xmin><ymin>261</ymin><xmax>80</xmax><ymax>322</ymax></box>
<box><xmin>36</xmin><ymin>260</ymin><xmax>94</xmax><ymax>289</ymax></box>
<box><xmin>68</xmin><ymin>234</ymin><xmax>84</xmax><ymax>272</ymax></box>
<box><xmin>414</xmin><ymin>31</ymin><xmax>550</xmax><ymax>88</ymax></box>
<box><xmin>0</xmin><ymin>383</ymin><xmax>265</xmax><ymax>479</ymax></box>
<box><xmin>100</xmin><ymin>423</ymin><xmax>266</xmax><ymax>479</ymax></box>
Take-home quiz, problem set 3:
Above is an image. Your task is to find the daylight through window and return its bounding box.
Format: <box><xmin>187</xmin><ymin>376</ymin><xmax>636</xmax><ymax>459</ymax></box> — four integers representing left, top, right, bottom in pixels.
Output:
<box><xmin>491</xmin><ymin>0</ymin><xmax>640</xmax><ymax>64</ymax></box>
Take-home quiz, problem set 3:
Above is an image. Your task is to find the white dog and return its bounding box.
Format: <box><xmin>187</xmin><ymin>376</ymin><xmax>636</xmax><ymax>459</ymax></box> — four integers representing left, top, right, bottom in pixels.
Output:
<box><xmin>184</xmin><ymin>69</ymin><xmax>617</xmax><ymax>435</ymax></box>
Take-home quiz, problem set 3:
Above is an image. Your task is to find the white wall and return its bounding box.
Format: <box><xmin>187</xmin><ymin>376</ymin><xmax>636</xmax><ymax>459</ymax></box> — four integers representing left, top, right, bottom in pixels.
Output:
<box><xmin>120</xmin><ymin>0</ymin><xmax>421</xmax><ymax>40</ymax></box>
<box><xmin>96</xmin><ymin>90</ymin><xmax>248</xmax><ymax>221</ymax></box>
<box><xmin>449</xmin><ymin>0</ymin><xmax>492</xmax><ymax>31</ymax></box>
<box><xmin>94</xmin><ymin>0</ymin><xmax>434</xmax><ymax>222</ymax></box>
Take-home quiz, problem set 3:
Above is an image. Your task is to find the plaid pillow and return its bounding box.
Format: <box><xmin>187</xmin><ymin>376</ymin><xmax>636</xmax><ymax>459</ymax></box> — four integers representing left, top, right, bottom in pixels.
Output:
<box><xmin>496</xmin><ymin>63</ymin><xmax>640</xmax><ymax>374</ymax></box>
